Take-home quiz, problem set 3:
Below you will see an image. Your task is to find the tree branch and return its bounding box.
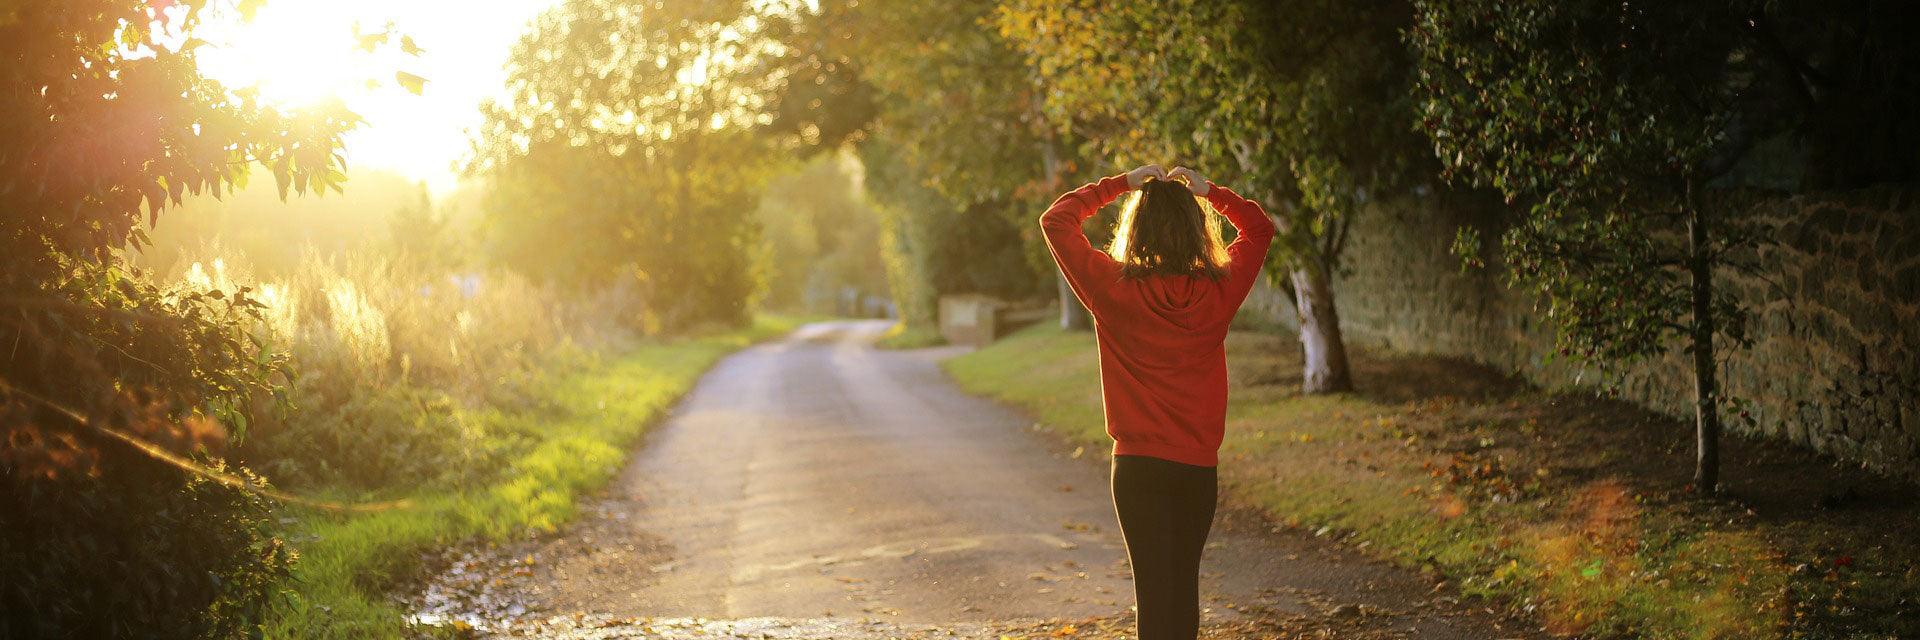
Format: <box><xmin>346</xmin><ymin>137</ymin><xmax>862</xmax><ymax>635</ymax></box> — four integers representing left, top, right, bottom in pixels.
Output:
<box><xmin>0</xmin><ymin>379</ymin><xmax>412</xmax><ymax>513</ymax></box>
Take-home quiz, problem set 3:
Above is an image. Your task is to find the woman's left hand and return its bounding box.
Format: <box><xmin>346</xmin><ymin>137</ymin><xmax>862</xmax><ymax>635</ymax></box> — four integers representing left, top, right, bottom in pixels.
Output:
<box><xmin>1125</xmin><ymin>164</ymin><xmax>1166</xmax><ymax>189</ymax></box>
<box><xmin>1169</xmin><ymin>166</ymin><xmax>1209</xmax><ymax>196</ymax></box>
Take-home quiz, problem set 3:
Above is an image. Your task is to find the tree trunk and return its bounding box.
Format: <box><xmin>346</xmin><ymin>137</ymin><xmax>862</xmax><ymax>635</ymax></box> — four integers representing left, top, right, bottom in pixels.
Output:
<box><xmin>1033</xmin><ymin>102</ymin><xmax>1090</xmax><ymax>332</ymax></box>
<box><xmin>1058</xmin><ymin>271</ymin><xmax>1092</xmax><ymax>330</ymax></box>
<box><xmin>1246</xmin><ymin>180</ymin><xmax>1351</xmax><ymax>394</ymax></box>
<box><xmin>1289</xmin><ymin>261</ymin><xmax>1353</xmax><ymax>394</ymax></box>
<box><xmin>1688</xmin><ymin>201</ymin><xmax>1721</xmax><ymax>494</ymax></box>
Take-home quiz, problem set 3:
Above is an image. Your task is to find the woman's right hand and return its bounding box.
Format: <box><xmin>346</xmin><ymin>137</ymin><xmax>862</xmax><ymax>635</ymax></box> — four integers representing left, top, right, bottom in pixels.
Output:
<box><xmin>1124</xmin><ymin>164</ymin><xmax>1166</xmax><ymax>189</ymax></box>
<box><xmin>1169</xmin><ymin>166</ymin><xmax>1209</xmax><ymax>196</ymax></box>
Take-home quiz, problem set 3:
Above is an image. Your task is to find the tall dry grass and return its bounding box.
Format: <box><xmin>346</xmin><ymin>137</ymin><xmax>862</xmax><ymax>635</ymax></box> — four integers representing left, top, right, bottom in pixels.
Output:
<box><xmin>171</xmin><ymin>246</ymin><xmax>640</xmax><ymax>491</ymax></box>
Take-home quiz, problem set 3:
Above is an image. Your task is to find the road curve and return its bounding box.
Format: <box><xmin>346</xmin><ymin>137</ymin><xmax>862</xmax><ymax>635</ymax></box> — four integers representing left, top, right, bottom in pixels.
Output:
<box><xmin>418</xmin><ymin>320</ymin><xmax>1540</xmax><ymax>638</ymax></box>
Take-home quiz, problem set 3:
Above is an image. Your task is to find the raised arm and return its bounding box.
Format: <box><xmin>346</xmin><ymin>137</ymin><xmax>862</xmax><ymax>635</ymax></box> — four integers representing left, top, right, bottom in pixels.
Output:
<box><xmin>1172</xmin><ymin>166</ymin><xmax>1276</xmax><ymax>307</ymax></box>
<box><xmin>1041</xmin><ymin>166</ymin><xmax>1160</xmax><ymax>319</ymax></box>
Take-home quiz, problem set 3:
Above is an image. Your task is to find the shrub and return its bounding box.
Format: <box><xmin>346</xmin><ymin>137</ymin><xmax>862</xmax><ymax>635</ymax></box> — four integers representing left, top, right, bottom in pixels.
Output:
<box><xmin>0</xmin><ymin>458</ymin><xmax>293</xmax><ymax>639</ymax></box>
<box><xmin>2</xmin><ymin>259</ymin><xmax>299</xmax><ymax>639</ymax></box>
<box><xmin>166</xmin><ymin>248</ymin><xmax>621</xmax><ymax>493</ymax></box>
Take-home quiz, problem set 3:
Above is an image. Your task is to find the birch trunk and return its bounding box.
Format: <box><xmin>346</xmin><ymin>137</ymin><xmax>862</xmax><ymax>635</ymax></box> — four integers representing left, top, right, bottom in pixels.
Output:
<box><xmin>1289</xmin><ymin>261</ymin><xmax>1354</xmax><ymax>394</ymax></box>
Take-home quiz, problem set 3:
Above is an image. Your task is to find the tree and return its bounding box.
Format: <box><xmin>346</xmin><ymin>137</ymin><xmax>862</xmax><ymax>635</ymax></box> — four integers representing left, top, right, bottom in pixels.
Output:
<box><xmin>754</xmin><ymin>152</ymin><xmax>890</xmax><ymax>314</ymax></box>
<box><xmin>470</xmin><ymin>0</ymin><xmax>773</xmax><ymax>331</ymax></box>
<box><xmin>387</xmin><ymin>182</ymin><xmax>459</xmax><ymax>271</ymax></box>
<box><xmin>853</xmin><ymin>138</ymin><xmax>947</xmax><ymax>329</ymax></box>
<box><xmin>1407</xmin><ymin>0</ymin><xmax>1920</xmax><ymax>492</ymax></box>
<box><xmin>853</xmin><ymin>136</ymin><xmax>1047</xmax><ymax>323</ymax></box>
<box><xmin>854</xmin><ymin>0</ymin><xmax>1100</xmax><ymax>329</ymax></box>
<box><xmin>998</xmin><ymin>0</ymin><xmax>1430</xmax><ymax>393</ymax></box>
<box><xmin>765</xmin><ymin>0</ymin><xmax>1091</xmax><ymax>331</ymax></box>
<box><xmin>871</xmin><ymin>0</ymin><xmax>1080</xmax><ymax>327</ymax></box>
<box><xmin>1</xmin><ymin>0</ymin><xmax>363</xmax><ymax>634</ymax></box>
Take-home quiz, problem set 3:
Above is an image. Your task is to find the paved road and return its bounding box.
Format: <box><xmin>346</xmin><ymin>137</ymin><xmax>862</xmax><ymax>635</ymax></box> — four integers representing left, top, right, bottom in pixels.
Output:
<box><xmin>415</xmin><ymin>320</ymin><xmax>1540</xmax><ymax>638</ymax></box>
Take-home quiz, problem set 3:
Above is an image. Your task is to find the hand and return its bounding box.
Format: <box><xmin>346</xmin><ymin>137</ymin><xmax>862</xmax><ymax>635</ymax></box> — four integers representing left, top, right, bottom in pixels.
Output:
<box><xmin>1169</xmin><ymin>166</ymin><xmax>1209</xmax><ymax>196</ymax></box>
<box><xmin>1124</xmin><ymin>164</ymin><xmax>1166</xmax><ymax>189</ymax></box>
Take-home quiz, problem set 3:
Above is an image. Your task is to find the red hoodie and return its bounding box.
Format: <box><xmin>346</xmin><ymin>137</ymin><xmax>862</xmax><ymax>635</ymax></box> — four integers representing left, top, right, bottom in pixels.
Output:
<box><xmin>1040</xmin><ymin>174</ymin><xmax>1276</xmax><ymax>467</ymax></box>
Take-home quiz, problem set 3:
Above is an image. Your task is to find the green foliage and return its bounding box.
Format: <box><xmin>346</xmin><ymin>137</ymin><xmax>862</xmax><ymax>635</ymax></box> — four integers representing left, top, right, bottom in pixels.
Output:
<box><xmin>996</xmin><ymin>0</ymin><xmax>1429</xmax><ymax>273</ymax></box>
<box><xmin>2</xmin><ymin>459</ymin><xmax>295</xmax><ymax>639</ymax></box>
<box><xmin>384</xmin><ymin>185</ymin><xmax>463</xmax><ymax>273</ymax></box>
<box><xmin>755</xmin><ymin>1</ymin><xmax>878</xmax><ymax>154</ymax></box>
<box><xmin>1412</xmin><ymin>1</ymin><xmax>1728</xmax><ymax>201</ymax></box>
<box><xmin>147</xmin><ymin>184</ymin><xmax>707</xmax><ymax>635</ymax></box>
<box><xmin>992</xmin><ymin>0</ymin><xmax>1430</xmax><ymax>390</ymax></box>
<box><xmin>755</xmin><ymin>153</ymin><xmax>891</xmax><ymax>313</ymax></box>
<box><xmin>137</xmin><ymin>169</ymin><xmax>435</xmax><ymax>276</ymax></box>
<box><xmin>859</xmin><ymin>142</ymin><xmax>941</xmax><ymax>328</ymax></box>
<box><xmin>1408</xmin><ymin>0</ymin><xmax>1768</xmax><ymax>382</ymax></box>
<box><xmin>857</xmin><ymin>138</ymin><xmax>1047</xmax><ymax>312</ymax></box>
<box><xmin>150</xmin><ymin>244</ymin><xmax>611</xmax><ymax>493</ymax></box>
<box><xmin>1</xmin><ymin>2</ymin><xmax>357</xmax><ymax>268</ymax></box>
<box><xmin>1409</xmin><ymin>0</ymin><xmax>1920</xmax><ymax>372</ymax></box>
<box><xmin>1408</xmin><ymin>0</ymin><xmax>1794</xmax><ymax>488</ymax></box>
<box><xmin>471</xmin><ymin>0</ymin><xmax>778</xmax><ymax>332</ymax></box>
<box><xmin>764</xmin><ymin>0</ymin><xmax>1074</xmax><ymax>328</ymax></box>
<box><xmin>2</xmin><ymin>253</ymin><xmax>299</xmax><ymax>640</ymax></box>
<box><xmin>1</xmin><ymin>2</ymin><xmax>366</xmax><ymax>633</ymax></box>
<box><xmin>248</xmin><ymin>383</ymin><xmax>498</xmax><ymax>492</ymax></box>
<box><xmin>952</xmin><ymin>325</ymin><xmax>1920</xmax><ymax>640</ymax></box>
<box><xmin>262</xmin><ymin>316</ymin><xmax>807</xmax><ymax>639</ymax></box>
<box><xmin>843</xmin><ymin>0</ymin><xmax>1069</xmax><ymax>208</ymax></box>
<box><xmin>875</xmin><ymin>322</ymin><xmax>947</xmax><ymax>350</ymax></box>
<box><xmin>1405</xmin><ymin>0</ymin><xmax>1920</xmax><ymax>488</ymax></box>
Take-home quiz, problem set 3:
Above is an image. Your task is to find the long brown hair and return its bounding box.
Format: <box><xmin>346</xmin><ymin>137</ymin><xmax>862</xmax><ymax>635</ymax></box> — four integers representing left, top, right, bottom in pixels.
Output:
<box><xmin>1106</xmin><ymin>178</ymin><xmax>1230</xmax><ymax>279</ymax></box>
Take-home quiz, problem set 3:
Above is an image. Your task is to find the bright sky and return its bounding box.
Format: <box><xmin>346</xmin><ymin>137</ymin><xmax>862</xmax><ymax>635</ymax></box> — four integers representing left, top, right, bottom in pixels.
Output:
<box><xmin>195</xmin><ymin>0</ymin><xmax>563</xmax><ymax>195</ymax></box>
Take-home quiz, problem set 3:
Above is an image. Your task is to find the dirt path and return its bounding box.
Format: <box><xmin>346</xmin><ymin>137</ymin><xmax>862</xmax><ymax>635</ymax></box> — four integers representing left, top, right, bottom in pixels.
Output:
<box><xmin>411</xmin><ymin>320</ymin><xmax>1543</xmax><ymax>639</ymax></box>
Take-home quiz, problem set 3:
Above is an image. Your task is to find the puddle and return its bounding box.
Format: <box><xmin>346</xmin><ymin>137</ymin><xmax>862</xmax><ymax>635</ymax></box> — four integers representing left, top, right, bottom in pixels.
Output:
<box><xmin>406</xmin><ymin>546</ymin><xmax>546</xmax><ymax>635</ymax></box>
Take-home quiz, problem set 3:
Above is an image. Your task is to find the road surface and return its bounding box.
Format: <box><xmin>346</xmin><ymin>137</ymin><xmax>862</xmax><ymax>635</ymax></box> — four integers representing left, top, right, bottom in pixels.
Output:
<box><xmin>413</xmin><ymin>320</ymin><xmax>1540</xmax><ymax>639</ymax></box>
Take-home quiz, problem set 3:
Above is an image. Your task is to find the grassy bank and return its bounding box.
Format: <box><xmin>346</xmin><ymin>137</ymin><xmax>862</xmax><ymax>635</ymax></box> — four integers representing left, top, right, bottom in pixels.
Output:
<box><xmin>874</xmin><ymin>321</ymin><xmax>946</xmax><ymax>349</ymax></box>
<box><xmin>263</xmin><ymin>316</ymin><xmax>808</xmax><ymax>639</ymax></box>
<box><xmin>946</xmin><ymin>324</ymin><xmax>1919</xmax><ymax>640</ymax></box>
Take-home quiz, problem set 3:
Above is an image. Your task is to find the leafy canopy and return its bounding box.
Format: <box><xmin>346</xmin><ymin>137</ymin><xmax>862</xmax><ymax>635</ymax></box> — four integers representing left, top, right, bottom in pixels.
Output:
<box><xmin>1409</xmin><ymin>0</ymin><xmax>1765</xmax><ymax>364</ymax></box>
<box><xmin>470</xmin><ymin>0</ymin><xmax>779</xmax><ymax>329</ymax></box>
<box><xmin>2</xmin><ymin>1</ymin><xmax>367</xmax><ymax>636</ymax></box>
<box><xmin>996</xmin><ymin>0</ymin><xmax>1430</xmax><ymax>272</ymax></box>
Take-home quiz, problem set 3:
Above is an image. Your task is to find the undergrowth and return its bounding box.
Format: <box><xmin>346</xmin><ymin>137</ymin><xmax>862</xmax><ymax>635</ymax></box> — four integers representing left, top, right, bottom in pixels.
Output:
<box><xmin>263</xmin><ymin>316</ymin><xmax>806</xmax><ymax>639</ymax></box>
<box><xmin>946</xmin><ymin>324</ymin><xmax>1919</xmax><ymax>640</ymax></box>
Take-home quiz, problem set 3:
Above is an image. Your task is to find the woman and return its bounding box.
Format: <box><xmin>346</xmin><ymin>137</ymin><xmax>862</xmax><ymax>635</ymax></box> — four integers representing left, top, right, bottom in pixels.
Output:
<box><xmin>1039</xmin><ymin>164</ymin><xmax>1274</xmax><ymax>640</ymax></box>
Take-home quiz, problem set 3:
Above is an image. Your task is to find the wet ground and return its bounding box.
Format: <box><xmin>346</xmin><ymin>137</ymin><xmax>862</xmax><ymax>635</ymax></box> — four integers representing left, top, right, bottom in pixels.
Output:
<box><xmin>408</xmin><ymin>321</ymin><xmax>1545</xmax><ymax>639</ymax></box>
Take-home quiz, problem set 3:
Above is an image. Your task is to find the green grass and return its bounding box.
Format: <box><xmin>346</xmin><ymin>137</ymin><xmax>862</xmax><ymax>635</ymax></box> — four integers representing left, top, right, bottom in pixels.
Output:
<box><xmin>946</xmin><ymin>323</ymin><xmax>1919</xmax><ymax>640</ymax></box>
<box><xmin>262</xmin><ymin>315</ymin><xmax>809</xmax><ymax>639</ymax></box>
<box><xmin>873</xmin><ymin>321</ymin><xmax>947</xmax><ymax>349</ymax></box>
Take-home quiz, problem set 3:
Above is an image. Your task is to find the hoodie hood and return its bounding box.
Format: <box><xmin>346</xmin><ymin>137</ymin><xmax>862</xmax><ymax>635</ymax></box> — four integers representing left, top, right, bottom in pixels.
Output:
<box><xmin>1129</xmin><ymin>275</ymin><xmax>1221</xmax><ymax>333</ymax></box>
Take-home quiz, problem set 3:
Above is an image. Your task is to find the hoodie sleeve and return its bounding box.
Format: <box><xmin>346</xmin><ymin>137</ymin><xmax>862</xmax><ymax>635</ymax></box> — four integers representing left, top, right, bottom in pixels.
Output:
<box><xmin>1040</xmin><ymin>174</ymin><xmax>1130</xmax><ymax>319</ymax></box>
<box><xmin>1206</xmin><ymin>183</ymin><xmax>1277</xmax><ymax>308</ymax></box>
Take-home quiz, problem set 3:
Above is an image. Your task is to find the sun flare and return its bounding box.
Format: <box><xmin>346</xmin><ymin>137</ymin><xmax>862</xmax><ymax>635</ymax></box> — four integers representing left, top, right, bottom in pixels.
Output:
<box><xmin>193</xmin><ymin>1</ymin><xmax>376</xmax><ymax>107</ymax></box>
<box><xmin>193</xmin><ymin>0</ymin><xmax>561</xmax><ymax>193</ymax></box>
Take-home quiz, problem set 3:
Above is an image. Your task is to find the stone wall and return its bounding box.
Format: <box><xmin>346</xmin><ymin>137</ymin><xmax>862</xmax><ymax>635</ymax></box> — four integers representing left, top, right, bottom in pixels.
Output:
<box><xmin>1248</xmin><ymin>188</ymin><xmax>1920</xmax><ymax>479</ymax></box>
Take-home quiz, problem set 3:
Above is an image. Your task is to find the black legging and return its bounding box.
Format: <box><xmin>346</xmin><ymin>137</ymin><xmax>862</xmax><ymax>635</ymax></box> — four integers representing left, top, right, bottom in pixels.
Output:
<box><xmin>1111</xmin><ymin>454</ymin><xmax>1218</xmax><ymax>640</ymax></box>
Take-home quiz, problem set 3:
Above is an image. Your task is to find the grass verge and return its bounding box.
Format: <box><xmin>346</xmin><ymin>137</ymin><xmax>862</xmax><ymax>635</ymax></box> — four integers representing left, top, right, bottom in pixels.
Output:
<box><xmin>874</xmin><ymin>321</ymin><xmax>946</xmax><ymax>349</ymax></box>
<box><xmin>262</xmin><ymin>315</ymin><xmax>810</xmax><ymax>639</ymax></box>
<box><xmin>945</xmin><ymin>324</ymin><xmax>1919</xmax><ymax>640</ymax></box>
